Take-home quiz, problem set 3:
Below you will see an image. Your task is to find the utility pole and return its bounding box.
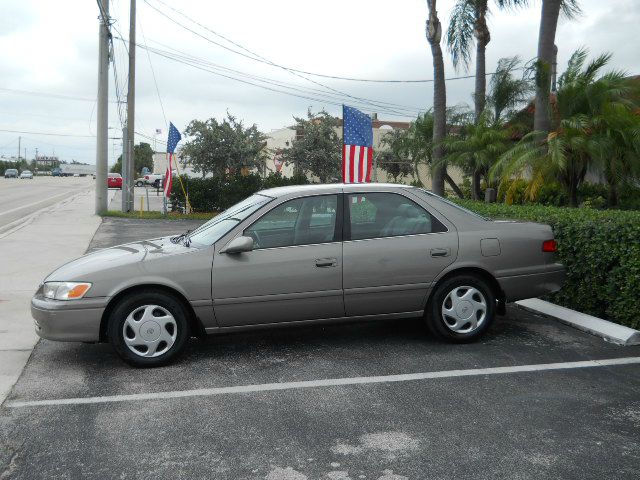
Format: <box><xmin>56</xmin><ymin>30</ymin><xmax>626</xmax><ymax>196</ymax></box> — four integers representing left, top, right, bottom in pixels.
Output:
<box><xmin>121</xmin><ymin>127</ymin><xmax>128</xmax><ymax>211</ymax></box>
<box><xmin>18</xmin><ymin>136</ymin><xmax>21</xmax><ymax>160</ymax></box>
<box><xmin>124</xmin><ymin>0</ymin><xmax>136</xmax><ymax>212</ymax></box>
<box><xmin>95</xmin><ymin>0</ymin><xmax>110</xmax><ymax>214</ymax></box>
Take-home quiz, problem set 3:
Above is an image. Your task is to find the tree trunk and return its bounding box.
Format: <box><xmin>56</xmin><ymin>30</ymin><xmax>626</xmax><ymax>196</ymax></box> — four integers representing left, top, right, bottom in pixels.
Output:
<box><xmin>608</xmin><ymin>182</ymin><xmax>618</xmax><ymax>207</ymax></box>
<box><xmin>534</xmin><ymin>0</ymin><xmax>562</xmax><ymax>133</ymax></box>
<box><xmin>568</xmin><ymin>180</ymin><xmax>578</xmax><ymax>208</ymax></box>
<box><xmin>474</xmin><ymin>10</ymin><xmax>490</xmax><ymax>122</ymax></box>
<box><xmin>444</xmin><ymin>173</ymin><xmax>464</xmax><ymax>198</ymax></box>
<box><xmin>427</xmin><ymin>0</ymin><xmax>446</xmax><ymax>196</ymax></box>
<box><xmin>472</xmin><ymin>169</ymin><xmax>482</xmax><ymax>200</ymax></box>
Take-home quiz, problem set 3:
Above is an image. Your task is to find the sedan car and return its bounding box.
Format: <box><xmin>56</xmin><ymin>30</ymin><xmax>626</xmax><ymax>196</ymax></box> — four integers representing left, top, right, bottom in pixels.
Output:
<box><xmin>107</xmin><ymin>172</ymin><xmax>122</xmax><ymax>189</ymax></box>
<box><xmin>20</xmin><ymin>170</ymin><xmax>34</xmax><ymax>179</ymax></box>
<box><xmin>4</xmin><ymin>168</ymin><xmax>18</xmax><ymax>178</ymax></box>
<box><xmin>31</xmin><ymin>184</ymin><xmax>565</xmax><ymax>367</ymax></box>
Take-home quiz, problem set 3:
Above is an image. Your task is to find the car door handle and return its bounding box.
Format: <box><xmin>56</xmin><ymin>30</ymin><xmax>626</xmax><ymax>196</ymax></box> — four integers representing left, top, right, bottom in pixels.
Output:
<box><xmin>315</xmin><ymin>258</ymin><xmax>337</xmax><ymax>268</ymax></box>
<box><xmin>430</xmin><ymin>248</ymin><xmax>450</xmax><ymax>258</ymax></box>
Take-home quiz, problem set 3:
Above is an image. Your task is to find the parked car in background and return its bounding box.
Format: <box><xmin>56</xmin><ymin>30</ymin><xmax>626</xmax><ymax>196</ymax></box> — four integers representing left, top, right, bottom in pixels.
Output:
<box><xmin>51</xmin><ymin>167</ymin><xmax>62</xmax><ymax>177</ymax></box>
<box><xmin>107</xmin><ymin>172</ymin><xmax>122</xmax><ymax>189</ymax></box>
<box><xmin>143</xmin><ymin>173</ymin><xmax>163</xmax><ymax>187</ymax></box>
<box><xmin>4</xmin><ymin>168</ymin><xmax>19</xmax><ymax>178</ymax></box>
<box><xmin>30</xmin><ymin>183</ymin><xmax>566</xmax><ymax>367</ymax></box>
<box><xmin>20</xmin><ymin>170</ymin><xmax>34</xmax><ymax>179</ymax></box>
<box><xmin>135</xmin><ymin>177</ymin><xmax>145</xmax><ymax>187</ymax></box>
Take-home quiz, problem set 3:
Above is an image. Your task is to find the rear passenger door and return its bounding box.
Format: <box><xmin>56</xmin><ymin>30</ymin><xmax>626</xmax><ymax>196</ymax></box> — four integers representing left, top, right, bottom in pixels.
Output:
<box><xmin>343</xmin><ymin>192</ymin><xmax>458</xmax><ymax>317</ymax></box>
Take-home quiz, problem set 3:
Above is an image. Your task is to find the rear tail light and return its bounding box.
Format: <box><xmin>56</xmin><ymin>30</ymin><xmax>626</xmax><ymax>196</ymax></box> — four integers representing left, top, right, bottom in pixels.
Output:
<box><xmin>542</xmin><ymin>239</ymin><xmax>557</xmax><ymax>252</ymax></box>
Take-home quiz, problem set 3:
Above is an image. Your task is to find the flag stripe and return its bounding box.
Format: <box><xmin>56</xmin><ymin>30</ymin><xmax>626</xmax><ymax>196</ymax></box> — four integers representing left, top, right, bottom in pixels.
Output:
<box><xmin>342</xmin><ymin>145</ymin><xmax>373</xmax><ymax>184</ymax></box>
<box><xmin>349</xmin><ymin>145</ymin><xmax>356</xmax><ymax>183</ymax></box>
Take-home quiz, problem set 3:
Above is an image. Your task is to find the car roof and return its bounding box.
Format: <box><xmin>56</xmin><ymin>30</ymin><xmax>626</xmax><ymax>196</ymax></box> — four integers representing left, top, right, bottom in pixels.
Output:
<box><xmin>258</xmin><ymin>182</ymin><xmax>416</xmax><ymax>198</ymax></box>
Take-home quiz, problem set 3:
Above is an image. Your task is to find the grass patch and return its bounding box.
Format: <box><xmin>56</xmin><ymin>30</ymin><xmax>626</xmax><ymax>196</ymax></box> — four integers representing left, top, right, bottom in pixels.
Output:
<box><xmin>102</xmin><ymin>210</ymin><xmax>214</xmax><ymax>220</ymax></box>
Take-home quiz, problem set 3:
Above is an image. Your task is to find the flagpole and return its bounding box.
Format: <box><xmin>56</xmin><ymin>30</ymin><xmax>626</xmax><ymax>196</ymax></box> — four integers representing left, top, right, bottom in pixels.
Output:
<box><xmin>341</xmin><ymin>105</ymin><xmax>345</xmax><ymax>184</ymax></box>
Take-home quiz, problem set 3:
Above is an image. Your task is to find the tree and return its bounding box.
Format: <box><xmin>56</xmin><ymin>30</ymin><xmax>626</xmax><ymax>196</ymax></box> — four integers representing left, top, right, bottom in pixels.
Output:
<box><xmin>493</xmin><ymin>49</ymin><xmax>639</xmax><ymax>207</ymax></box>
<box><xmin>442</xmin><ymin>111</ymin><xmax>511</xmax><ymax>199</ymax></box>
<box><xmin>378</xmin><ymin>128</ymin><xmax>416</xmax><ymax>182</ymax></box>
<box><xmin>426</xmin><ymin>0</ymin><xmax>447</xmax><ymax>196</ymax></box>
<box><xmin>533</xmin><ymin>0</ymin><xmax>581</xmax><ymax>133</ymax></box>
<box><xmin>447</xmin><ymin>0</ymin><xmax>529</xmax><ymax>122</ymax></box>
<box><xmin>110</xmin><ymin>142</ymin><xmax>154</xmax><ymax>176</ymax></box>
<box><xmin>181</xmin><ymin>113</ymin><xmax>267</xmax><ymax>178</ymax></box>
<box><xmin>280</xmin><ymin>109</ymin><xmax>342</xmax><ymax>183</ymax></box>
<box><xmin>488</xmin><ymin>56</ymin><xmax>532</xmax><ymax>123</ymax></box>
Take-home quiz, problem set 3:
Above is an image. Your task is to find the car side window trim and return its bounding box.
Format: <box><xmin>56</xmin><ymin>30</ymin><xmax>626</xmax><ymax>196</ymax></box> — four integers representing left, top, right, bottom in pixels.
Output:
<box><xmin>343</xmin><ymin>191</ymin><xmax>449</xmax><ymax>242</ymax></box>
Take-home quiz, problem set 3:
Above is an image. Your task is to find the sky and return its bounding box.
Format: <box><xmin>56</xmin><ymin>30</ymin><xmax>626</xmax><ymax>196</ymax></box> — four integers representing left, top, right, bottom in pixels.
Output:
<box><xmin>0</xmin><ymin>0</ymin><xmax>638</xmax><ymax>166</ymax></box>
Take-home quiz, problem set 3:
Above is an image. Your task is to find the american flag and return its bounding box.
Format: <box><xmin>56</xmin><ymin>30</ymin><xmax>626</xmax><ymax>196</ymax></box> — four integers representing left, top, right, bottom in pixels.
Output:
<box><xmin>342</xmin><ymin>105</ymin><xmax>373</xmax><ymax>183</ymax></box>
<box><xmin>164</xmin><ymin>122</ymin><xmax>181</xmax><ymax>197</ymax></box>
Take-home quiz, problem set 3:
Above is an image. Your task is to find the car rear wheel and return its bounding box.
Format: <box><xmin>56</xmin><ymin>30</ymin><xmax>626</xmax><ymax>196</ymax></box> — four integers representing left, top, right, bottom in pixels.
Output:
<box><xmin>107</xmin><ymin>289</ymin><xmax>190</xmax><ymax>367</ymax></box>
<box><xmin>135</xmin><ymin>180</ymin><xmax>144</xmax><ymax>187</ymax></box>
<box><xmin>426</xmin><ymin>275</ymin><xmax>495</xmax><ymax>342</ymax></box>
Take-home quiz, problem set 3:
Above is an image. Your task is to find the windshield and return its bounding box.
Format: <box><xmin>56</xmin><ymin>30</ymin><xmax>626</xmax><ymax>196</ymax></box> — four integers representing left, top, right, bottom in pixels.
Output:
<box><xmin>188</xmin><ymin>194</ymin><xmax>272</xmax><ymax>245</ymax></box>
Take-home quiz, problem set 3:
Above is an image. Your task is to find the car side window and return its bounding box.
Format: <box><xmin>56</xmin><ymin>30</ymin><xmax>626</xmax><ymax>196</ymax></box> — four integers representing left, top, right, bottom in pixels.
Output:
<box><xmin>347</xmin><ymin>192</ymin><xmax>446</xmax><ymax>240</ymax></box>
<box><xmin>246</xmin><ymin>195</ymin><xmax>338</xmax><ymax>249</ymax></box>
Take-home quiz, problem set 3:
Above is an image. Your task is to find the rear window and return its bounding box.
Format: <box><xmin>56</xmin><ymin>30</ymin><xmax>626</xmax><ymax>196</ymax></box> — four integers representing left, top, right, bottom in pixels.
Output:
<box><xmin>418</xmin><ymin>189</ymin><xmax>488</xmax><ymax>220</ymax></box>
<box><xmin>108</xmin><ymin>173</ymin><xmax>121</xmax><ymax>178</ymax></box>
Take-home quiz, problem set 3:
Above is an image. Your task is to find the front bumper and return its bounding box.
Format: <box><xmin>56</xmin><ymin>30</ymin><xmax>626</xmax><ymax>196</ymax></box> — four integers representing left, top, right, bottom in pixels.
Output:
<box><xmin>31</xmin><ymin>296</ymin><xmax>109</xmax><ymax>342</ymax></box>
<box><xmin>498</xmin><ymin>264</ymin><xmax>566</xmax><ymax>303</ymax></box>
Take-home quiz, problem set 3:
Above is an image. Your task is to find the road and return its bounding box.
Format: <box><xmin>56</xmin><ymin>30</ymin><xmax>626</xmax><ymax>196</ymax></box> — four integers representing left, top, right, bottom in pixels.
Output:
<box><xmin>0</xmin><ymin>218</ymin><xmax>638</xmax><ymax>480</ymax></box>
<box><xmin>0</xmin><ymin>176</ymin><xmax>94</xmax><ymax>230</ymax></box>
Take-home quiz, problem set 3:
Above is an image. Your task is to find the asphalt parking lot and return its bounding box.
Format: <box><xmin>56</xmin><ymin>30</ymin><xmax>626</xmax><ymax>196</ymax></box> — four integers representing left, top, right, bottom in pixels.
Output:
<box><xmin>1</xmin><ymin>218</ymin><xmax>639</xmax><ymax>479</ymax></box>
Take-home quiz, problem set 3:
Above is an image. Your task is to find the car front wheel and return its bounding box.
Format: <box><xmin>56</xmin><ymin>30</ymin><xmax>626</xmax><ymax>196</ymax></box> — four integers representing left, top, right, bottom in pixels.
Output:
<box><xmin>107</xmin><ymin>289</ymin><xmax>190</xmax><ymax>367</ymax></box>
<box><xmin>426</xmin><ymin>275</ymin><xmax>495</xmax><ymax>342</ymax></box>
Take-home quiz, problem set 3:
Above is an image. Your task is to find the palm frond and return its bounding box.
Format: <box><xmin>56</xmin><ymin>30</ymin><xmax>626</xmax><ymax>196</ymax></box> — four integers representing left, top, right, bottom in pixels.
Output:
<box><xmin>446</xmin><ymin>0</ymin><xmax>476</xmax><ymax>71</ymax></box>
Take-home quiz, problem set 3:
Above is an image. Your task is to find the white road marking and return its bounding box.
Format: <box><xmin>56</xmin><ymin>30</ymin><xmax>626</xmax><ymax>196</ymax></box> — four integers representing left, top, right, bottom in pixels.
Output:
<box><xmin>7</xmin><ymin>356</ymin><xmax>640</xmax><ymax>408</ymax></box>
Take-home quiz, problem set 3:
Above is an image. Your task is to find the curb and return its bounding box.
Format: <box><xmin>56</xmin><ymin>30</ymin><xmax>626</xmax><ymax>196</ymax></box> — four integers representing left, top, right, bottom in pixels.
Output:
<box><xmin>516</xmin><ymin>298</ymin><xmax>640</xmax><ymax>346</ymax></box>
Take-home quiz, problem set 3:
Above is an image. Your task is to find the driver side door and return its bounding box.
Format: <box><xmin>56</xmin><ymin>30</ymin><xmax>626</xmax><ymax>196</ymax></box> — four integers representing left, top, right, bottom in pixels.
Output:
<box><xmin>212</xmin><ymin>194</ymin><xmax>344</xmax><ymax>327</ymax></box>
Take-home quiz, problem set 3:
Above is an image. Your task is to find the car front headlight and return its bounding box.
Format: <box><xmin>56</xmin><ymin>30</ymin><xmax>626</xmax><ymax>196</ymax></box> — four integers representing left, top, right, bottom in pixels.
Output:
<box><xmin>42</xmin><ymin>282</ymin><xmax>92</xmax><ymax>300</ymax></box>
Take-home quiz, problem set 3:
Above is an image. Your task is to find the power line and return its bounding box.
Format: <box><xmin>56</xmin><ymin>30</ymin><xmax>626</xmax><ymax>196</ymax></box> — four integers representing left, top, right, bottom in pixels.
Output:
<box><xmin>139</xmin><ymin>16</ymin><xmax>168</xmax><ymax>128</ymax></box>
<box><xmin>0</xmin><ymin>128</ymin><xmax>121</xmax><ymax>139</ymax></box>
<box><xmin>126</xmin><ymin>40</ymin><xmax>422</xmax><ymax>117</ymax></box>
<box><xmin>147</xmin><ymin>0</ymin><xmax>513</xmax><ymax>84</ymax></box>
<box><xmin>0</xmin><ymin>87</ymin><xmax>118</xmax><ymax>103</ymax></box>
<box><xmin>142</xmin><ymin>0</ymin><xmax>415</xmax><ymax>116</ymax></box>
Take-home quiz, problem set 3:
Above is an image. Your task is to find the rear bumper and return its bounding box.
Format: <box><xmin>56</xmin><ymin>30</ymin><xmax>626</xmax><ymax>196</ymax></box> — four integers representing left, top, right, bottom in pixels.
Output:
<box><xmin>498</xmin><ymin>264</ymin><xmax>566</xmax><ymax>302</ymax></box>
<box><xmin>31</xmin><ymin>296</ymin><xmax>108</xmax><ymax>342</ymax></box>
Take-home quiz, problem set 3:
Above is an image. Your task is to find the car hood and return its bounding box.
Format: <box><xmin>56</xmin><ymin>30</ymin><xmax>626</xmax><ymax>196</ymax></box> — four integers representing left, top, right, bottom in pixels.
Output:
<box><xmin>45</xmin><ymin>236</ymin><xmax>193</xmax><ymax>282</ymax></box>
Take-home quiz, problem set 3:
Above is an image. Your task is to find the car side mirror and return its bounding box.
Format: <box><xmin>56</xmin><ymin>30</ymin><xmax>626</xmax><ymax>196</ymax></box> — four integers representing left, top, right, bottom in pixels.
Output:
<box><xmin>221</xmin><ymin>236</ymin><xmax>254</xmax><ymax>254</ymax></box>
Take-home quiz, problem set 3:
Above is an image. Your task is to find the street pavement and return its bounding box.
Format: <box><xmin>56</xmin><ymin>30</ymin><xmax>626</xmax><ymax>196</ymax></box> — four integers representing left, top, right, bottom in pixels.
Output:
<box><xmin>0</xmin><ymin>184</ymin><xmax>107</xmax><ymax>404</ymax></box>
<box><xmin>0</xmin><ymin>176</ymin><xmax>93</xmax><ymax>230</ymax></box>
<box><xmin>1</xmin><ymin>217</ymin><xmax>639</xmax><ymax>479</ymax></box>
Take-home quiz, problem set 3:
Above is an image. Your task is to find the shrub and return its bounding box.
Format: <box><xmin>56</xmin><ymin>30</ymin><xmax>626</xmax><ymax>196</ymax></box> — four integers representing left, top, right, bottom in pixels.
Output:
<box><xmin>455</xmin><ymin>200</ymin><xmax>640</xmax><ymax>329</ymax></box>
<box><xmin>171</xmin><ymin>172</ymin><xmax>309</xmax><ymax>212</ymax></box>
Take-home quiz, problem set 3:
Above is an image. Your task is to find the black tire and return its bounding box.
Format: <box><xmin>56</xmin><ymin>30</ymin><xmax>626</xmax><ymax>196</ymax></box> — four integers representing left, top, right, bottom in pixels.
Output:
<box><xmin>425</xmin><ymin>274</ymin><xmax>496</xmax><ymax>343</ymax></box>
<box><xmin>107</xmin><ymin>289</ymin><xmax>191</xmax><ymax>367</ymax></box>
<box><xmin>135</xmin><ymin>181</ymin><xmax>144</xmax><ymax>187</ymax></box>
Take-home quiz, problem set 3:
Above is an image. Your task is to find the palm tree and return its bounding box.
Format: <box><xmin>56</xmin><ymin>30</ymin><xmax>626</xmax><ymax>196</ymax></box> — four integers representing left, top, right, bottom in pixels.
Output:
<box><xmin>426</xmin><ymin>0</ymin><xmax>446</xmax><ymax>196</ymax></box>
<box><xmin>488</xmin><ymin>56</ymin><xmax>532</xmax><ymax>123</ymax></box>
<box><xmin>447</xmin><ymin>0</ymin><xmax>529</xmax><ymax>122</ymax></box>
<box><xmin>533</xmin><ymin>0</ymin><xmax>581</xmax><ymax>133</ymax></box>
<box><xmin>442</xmin><ymin>111</ymin><xmax>512</xmax><ymax>199</ymax></box>
<box><xmin>494</xmin><ymin>49</ymin><xmax>639</xmax><ymax>207</ymax></box>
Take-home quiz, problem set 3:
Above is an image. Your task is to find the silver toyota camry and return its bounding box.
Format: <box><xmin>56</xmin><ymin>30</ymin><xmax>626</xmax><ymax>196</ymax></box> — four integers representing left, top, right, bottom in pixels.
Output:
<box><xmin>31</xmin><ymin>184</ymin><xmax>565</xmax><ymax>367</ymax></box>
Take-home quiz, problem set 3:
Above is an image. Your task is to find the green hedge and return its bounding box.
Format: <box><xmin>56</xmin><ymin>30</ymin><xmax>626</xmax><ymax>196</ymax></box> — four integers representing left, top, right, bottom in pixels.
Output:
<box><xmin>171</xmin><ymin>172</ymin><xmax>308</xmax><ymax>212</ymax></box>
<box><xmin>455</xmin><ymin>200</ymin><xmax>640</xmax><ymax>329</ymax></box>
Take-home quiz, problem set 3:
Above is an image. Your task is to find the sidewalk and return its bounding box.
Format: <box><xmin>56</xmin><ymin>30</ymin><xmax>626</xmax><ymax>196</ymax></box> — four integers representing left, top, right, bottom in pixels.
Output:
<box><xmin>0</xmin><ymin>189</ymin><xmax>105</xmax><ymax>403</ymax></box>
<box><xmin>108</xmin><ymin>186</ymin><xmax>166</xmax><ymax>212</ymax></box>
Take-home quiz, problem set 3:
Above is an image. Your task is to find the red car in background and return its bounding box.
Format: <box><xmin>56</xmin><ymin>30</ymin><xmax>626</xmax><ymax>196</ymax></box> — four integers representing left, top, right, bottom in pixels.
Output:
<box><xmin>108</xmin><ymin>173</ymin><xmax>122</xmax><ymax>189</ymax></box>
